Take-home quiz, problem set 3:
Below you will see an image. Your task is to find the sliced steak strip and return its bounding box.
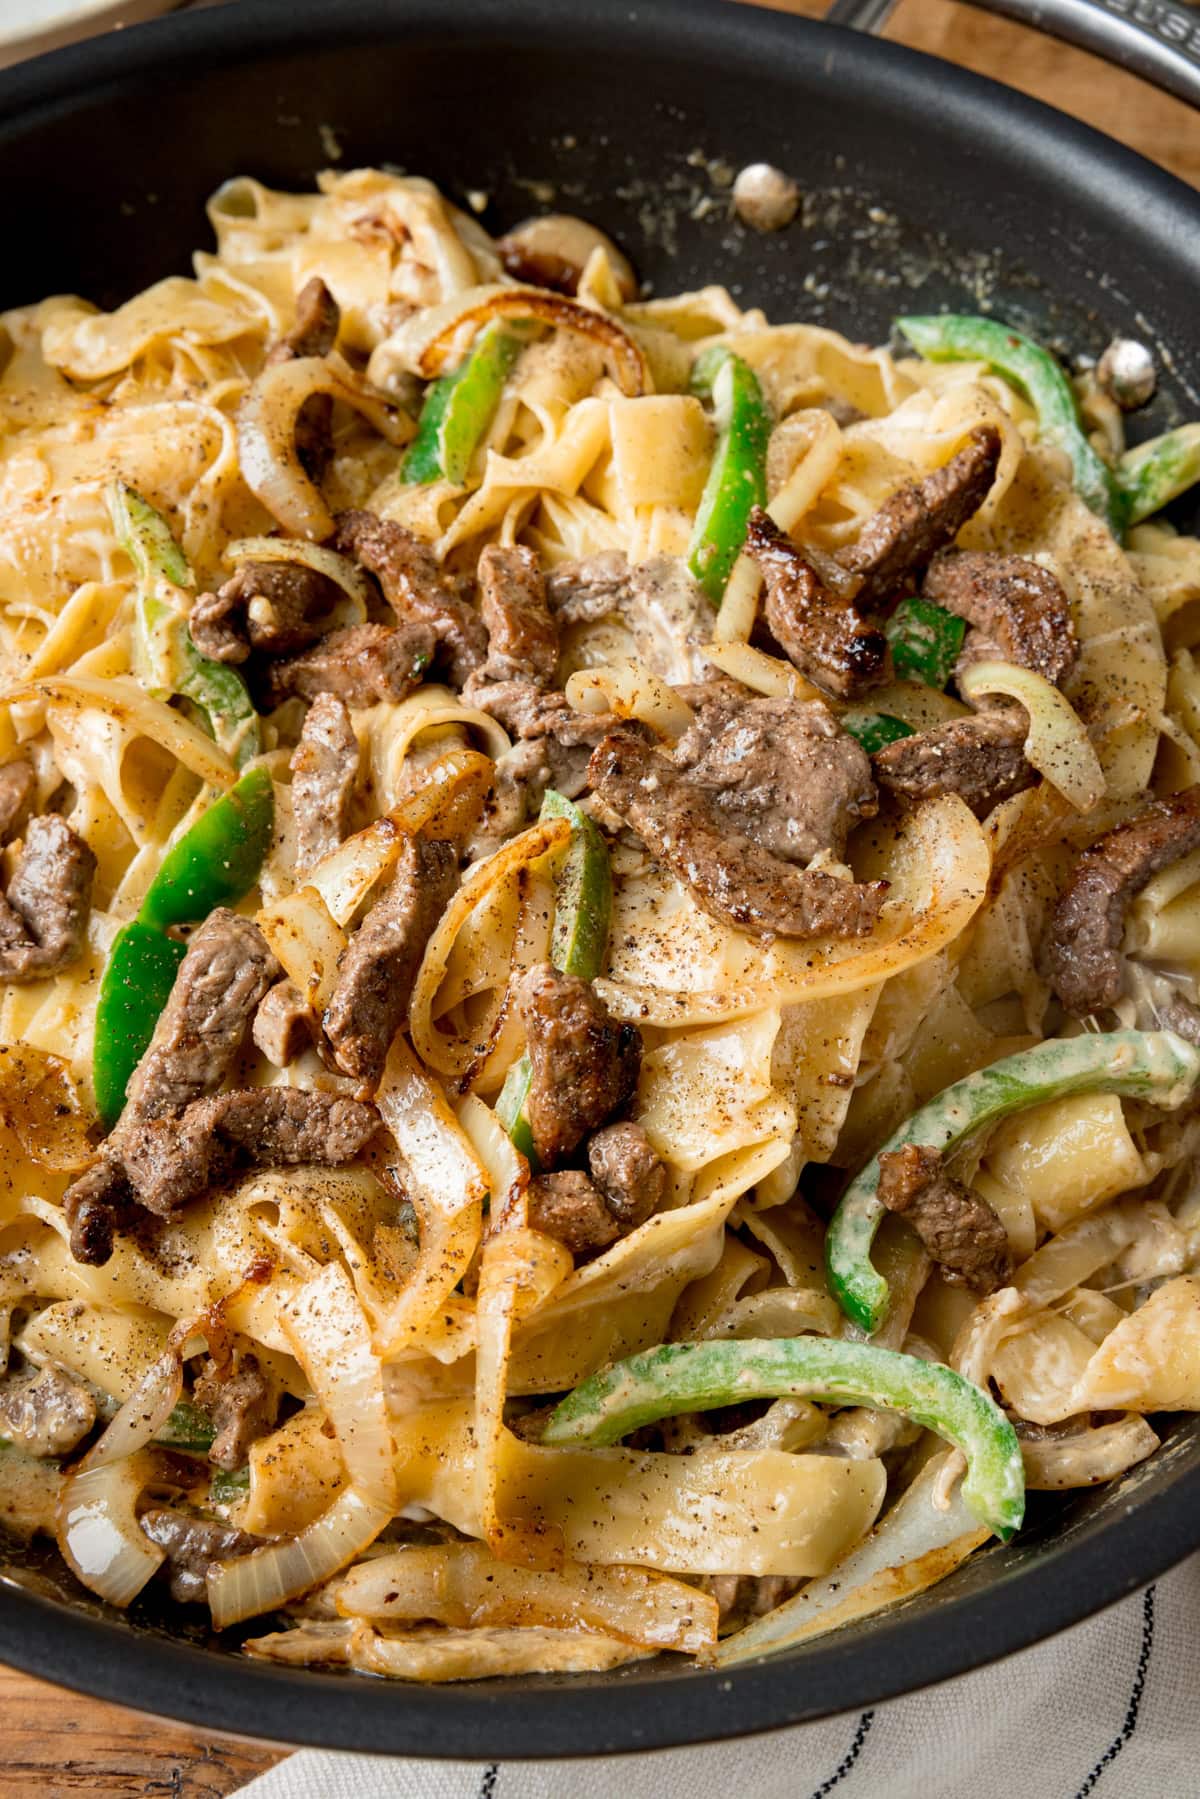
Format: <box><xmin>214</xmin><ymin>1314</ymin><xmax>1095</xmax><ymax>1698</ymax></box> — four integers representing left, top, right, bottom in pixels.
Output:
<box><xmin>923</xmin><ymin>549</ymin><xmax>1078</xmax><ymax>686</ymax></box>
<box><xmin>835</xmin><ymin>425</ymin><xmax>1002</xmax><ymax>610</ymax></box>
<box><xmin>745</xmin><ymin>508</ymin><xmax>890</xmax><ymax>699</ymax></box>
<box><xmin>477</xmin><ymin>544</ymin><xmax>559</xmax><ymax>686</ymax></box>
<box><xmin>0</xmin><ymin>815</ymin><xmax>96</xmax><ymax>983</ymax></box>
<box><xmin>252</xmin><ymin>979</ymin><xmax>315</xmax><ymax>1068</ymax></box>
<box><xmin>527</xmin><ymin>1170</ymin><xmax>620</xmax><ymax>1258</ymax></box>
<box><xmin>547</xmin><ymin>552</ymin><xmax>715</xmax><ymax>684</ymax></box>
<box><xmin>877</xmin><ymin>1142</ymin><xmax>1013</xmax><ymax>1293</ymax></box>
<box><xmin>193</xmin><ymin>1350</ymin><xmax>275</xmax><ymax>1471</ymax></box>
<box><xmin>324</xmin><ymin>837</ymin><xmax>459</xmax><ymax>1085</ymax></box>
<box><xmin>673</xmin><ymin>685</ymin><xmax>877</xmax><ymax>865</ymax></box>
<box><xmin>463</xmin><ymin>677</ymin><xmax>628</xmax><ymax>800</ymax></box>
<box><xmin>333</xmin><ymin>510</ymin><xmax>488</xmax><ymax>686</ymax></box>
<box><xmin>547</xmin><ymin>552</ymin><xmax>634</xmax><ymax>624</ymax></box>
<box><xmin>0</xmin><ymin>1365</ymin><xmax>96</xmax><ymax>1458</ymax></box>
<box><xmin>118</xmin><ymin>1087</ymin><xmax>379</xmax><ymax>1216</ymax></box>
<box><xmin>1042</xmin><ymin>785</ymin><xmax>1200</xmax><ymax>1014</ymax></box>
<box><xmin>586</xmin><ymin>1121</ymin><xmax>664</xmax><ymax>1229</ymax></box>
<box><xmin>0</xmin><ymin>761</ymin><xmax>35</xmax><ymax>845</ymax></box>
<box><xmin>190</xmin><ymin>562</ymin><xmax>344</xmax><ymax>665</ymax></box>
<box><xmin>124</xmin><ymin>911</ymin><xmax>279</xmax><ymax>1124</ymax></box>
<box><xmin>267</xmin><ymin>275</ymin><xmax>341</xmax><ymax>364</ymax></box>
<box><xmin>263</xmin><ymin>622</ymin><xmax>435</xmax><ymax>710</ymax></box>
<box><xmin>63</xmin><ymin>910</ymin><xmax>278</xmax><ymax>1265</ymax></box>
<box><xmin>517</xmin><ymin>963</ymin><xmax>642</xmax><ymax>1167</ymax></box>
<box><xmin>139</xmin><ymin>1507</ymin><xmax>264</xmax><ymax>1604</ymax></box>
<box><xmin>265</xmin><ymin>276</ymin><xmax>342</xmax><ymax>481</ymax></box>
<box><xmin>291</xmin><ymin>692</ymin><xmax>359</xmax><ymax>875</ymax></box>
<box><xmin>590</xmin><ymin>728</ymin><xmax>888</xmax><ymax>942</ymax></box>
<box><xmin>873</xmin><ymin>709</ymin><xmax>1034</xmax><ymax>817</ymax></box>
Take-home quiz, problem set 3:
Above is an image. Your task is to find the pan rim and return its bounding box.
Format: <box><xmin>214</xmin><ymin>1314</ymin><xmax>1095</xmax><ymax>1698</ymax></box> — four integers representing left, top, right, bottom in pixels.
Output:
<box><xmin>1</xmin><ymin>0</ymin><xmax>1199</xmax><ymax>1755</ymax></box>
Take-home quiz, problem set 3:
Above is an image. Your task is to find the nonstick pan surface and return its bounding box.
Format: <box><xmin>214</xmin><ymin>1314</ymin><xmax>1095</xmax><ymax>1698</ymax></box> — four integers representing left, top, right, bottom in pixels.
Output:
<box><xmin>1</xmin><ymin>0</ymin><xmax>1199</xmax><ymax>1755</ymax></box>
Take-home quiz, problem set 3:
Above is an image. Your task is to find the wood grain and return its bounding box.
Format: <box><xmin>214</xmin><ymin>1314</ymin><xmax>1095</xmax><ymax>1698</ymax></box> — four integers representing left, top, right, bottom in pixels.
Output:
<box><xmin>0</xmin><ymin>1663</ymin><xmax>279</xmax><ymax>1797</ymax></box>
<box><xmin>0</xmin><ymin>4</ymin><xmax>1196</xmax><ymax>1795</ymax></box>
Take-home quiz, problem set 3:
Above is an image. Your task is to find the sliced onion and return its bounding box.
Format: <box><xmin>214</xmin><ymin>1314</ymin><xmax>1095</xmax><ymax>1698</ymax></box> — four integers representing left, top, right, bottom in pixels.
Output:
<box><xmin>224</xmin><ymin>537</ymin><xmax>371</xmax><ymax>623</ymax></box>
<box><xmin>700</xmin><ymin>639</ymin><xmax>826</xmax><ymax>705</ymax></box>
<box><xmin>305</xmin><ymin>746</ymin><xmax>492</xmax><ymax>928</ymax></box>
<box><xmin>257</xmin><ymin>885</ymin><xmax>348</xmax><ymax>1010</ymax></box>
<box><xmin>9</xmin><ymin>674</ymin><xmax>236</xmax><ymax>790</ymax></box>
<box><xmin>958</xmin><ymin>660</ymin><xmax>1106</xmax><ymax>813</ymax></box>
<box><xmin>565</xmin><ymin>658</ymin><xmax>695</xmax><ymax>742</ymax></box>
<box><xmin>1022</xmin><ymin>1416</ymin><xmax>1159</xmax><ymax>1490</ymax></box>
<box><xmin>282</xmin><ymin>1264</ymin><xmax>396</xmax><ymax>1510</ymax></box>
<box><xmin>368</xmin><ymin>282</ymin><xmax>649</xmax><ymax>397</ymax></box>
<box><xmin>715</xmin><ymin>1450</ymin><xmax>987</xmax><ymax>1664</ymax></box>
<box><xmin>207</xmin><ymin>1485</ymin><xmax>392</xmax><ymax>1629</ymax></box>
<box><xmin>57</xmin><ymin>1454</ymin><xmax>164</xmax><ymax>1608</ymax></box>
<box><xmin>237</xmin><ymin>355</ymin><xmax>412</xmax><ymax>541</ymax></box>
<box><xmin>84</xmin><ymin>1349</ymin><xmax>182</xmax><ymax>1471</ymax></box>
<box><xmin>457</xmin><ymin>1093</ymin><xmax>528</xmax><ymax>1228</ymax></box>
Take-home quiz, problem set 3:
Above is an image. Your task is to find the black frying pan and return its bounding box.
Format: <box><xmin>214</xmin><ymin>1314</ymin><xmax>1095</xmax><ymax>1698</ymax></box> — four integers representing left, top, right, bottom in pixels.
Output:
<box><xmin>1</xmin><ymin>0</ymin><xmax>1200</xmax><ymax>1758</ymax></box>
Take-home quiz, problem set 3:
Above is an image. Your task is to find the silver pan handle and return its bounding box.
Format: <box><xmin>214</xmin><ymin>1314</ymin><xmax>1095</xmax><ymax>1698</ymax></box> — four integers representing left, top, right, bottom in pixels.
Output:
<box><xmin>825</xmin><ymin>0</ymin><xmax>1200</xmax><ymax>110</ymax></box>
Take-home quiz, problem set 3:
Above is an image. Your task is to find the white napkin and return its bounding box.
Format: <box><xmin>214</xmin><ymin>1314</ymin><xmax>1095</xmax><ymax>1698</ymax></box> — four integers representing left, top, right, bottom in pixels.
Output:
<box><xmin>236</xmin><ymin>1550</ymin><xmax>1200</xmax><ymax>1798</ymax></box>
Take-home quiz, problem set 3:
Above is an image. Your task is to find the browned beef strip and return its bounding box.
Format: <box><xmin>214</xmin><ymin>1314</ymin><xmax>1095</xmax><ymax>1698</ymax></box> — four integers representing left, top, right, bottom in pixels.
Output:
<box><xmin>590</xmin><ymin>728</ymin><xmax>888</xmax><ymax>942</ymax></box>
<box><xmin>546</xmin><ymin>552</ymin><xmax>632</xmax><ymax>624</ymax></box>
<box><xmin>872</xmin><ymin>709</ymin><xmax>1034</xmax><ymax>817</ymax></box>
<box><xmin>0</xmin><ymin>761</ymin><xmax>35</xmax><ymax>845</ymax></box>
<box><xmin>324</xmin><ymin>837</ymin><xmax>459</xmax><ymax>1085</ymax></box>
<box><xmin>745</xmin><ymin>508</ymin><xmax>890</xmax><ymax>699</ymax></box>
<box><xmin>291</xmin><ymin>691</ymin><xmax>359</xmax><ymax>875</ymax></box>
<box><xmin>118</xmin><ymin>1088</ymin><xmax>379</xmax><ymax>1216</ymax></box>
<box><xmin>673</xmin><ymin>686</ymin><xmax>877</xmax><ymax>864</ymax></box>
<box><xmin>0</xmin><ymin>815</ymin><xmax>96</xmax><ymax>983</ymax></box>
<box><xmin>62</xmin><ymin>1158</ymin><xmax>136</xmax><ymax>1267</ymax></box>
<box><xmin>333</xmin><ymin>510</ymin><xmax>487</xmax><ymax>686</ymax></box>
<box><xmin>0</xmin><ymin>1365</ymin><xmax>96</xmax><ymax>1458</ymax></box>
<box><xmin>518</xmin><ymin>963</ymin><xmax>643</xmax><ymax>1167</ymax></box>
<box><xmin>190</xmin><ymin>562</ymin><xmax>344</xmax><ymax>665</ymax></box>
<box><xmin>835</xmin><ymin>426</ymin><xmax>1002</xmax><ymax>610</ymax></box>
<box><xmin>526</xmin><ymin>1170</ymin><xmax>620</xmax><ymax>1257</ymax></box>
<box><xmin>923</xmin><ymin>549</ymin><xmax>1078</xmax><ymax>686</ymax></box>
<box><xmin>586</xmin><ymin>1121</ymin><xmax>664</xmax><ymax>1228</ymax></box>
<box><xmin>877</xmin><ymin>1142</ymin><xmax>1013</xmax><ymax>1293</ymax></box>
<box><xmin>193</xmin><ymin>1351</ymin><xmax>274</xmax><ymax>1471</ymax></box>
<box><xmin>1155</xmin><ymin>994</ymin><xmax>1200</xmax><ymax>1047</ymax></box>
<box><xmin>139</xmin><ymin>1506</ymin><xmax>264</xmax><ymax>1604</ymax></box>
<box><xmin>64</xmin><ymin>912</ymin><xmax>279</xmax><ymax>1266</ymax></box>
<box><xmin>267</xmin><ymin>276</ymin><xmax>341</xmax><ymax>364</ymax></box>
<box><xmin>124</xmin><ymin>911</ymin><xmax>279</xmax><ymax>1124</ymax></box>
<box><xmin>1042</xmin><ymin>786</ymin><xmax>1200</xmax><ymax>1014</ymax></box>
<box><xmin>263</xmin><ymin>622</ymin><xmax>436</xmax><ymax>709</ymax></box>
<box><xmin>252</xmin><ymin>979</ymin><xmax>315</xmax><ymax>1067</ymax></box>
<box><xmin>463</xmin><ymin>677</ymin><xmax>628</xmax><ymax>800</ymax></box>
<box><xmin>477</xmin><ymin>544</ymin><xmax>559</xmax><ymax>686</ymax></box>
<box><xmin>467</xmin><ymin>740</ymin><xmax>552</xmax><ymax>862</ymax></box>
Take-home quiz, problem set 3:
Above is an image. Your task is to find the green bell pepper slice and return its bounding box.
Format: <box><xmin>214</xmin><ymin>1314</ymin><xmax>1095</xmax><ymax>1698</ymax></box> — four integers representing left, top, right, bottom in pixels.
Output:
<box><xmin>542</xmin><ymin>1335</ymin><xmax>1025</xmax><ymax>1540</ymax></box>
<box><xmin>896</xmin><ymin>314</ymin><xmax>1125</xmax><ymax>537</ymax></box>
<box><xmin>1117</xmin><ymin>424</ymin><xmax>1200</xmax><ymax>527</ymax></box>
<box><xmin>401</xmin><ymin>323</ymin><xmax>521</xmax><ymax>486</ymax></box>
<box><xmin>138</xmin><ymin>766</ymin><xmax>275</xmax><ymax>934</ymax></box>
<box><xmin>93</xmin><ymin>769</ymin><xmax>275</xmax><ymax>1124</ymax></box>
<box><xmin>884</xmin><ymin>594</ymin><xmax>966</xmax><ymax>689</ymax></box>
<box><xmin>110</xmin><ymin>481</ymin><xmax>261</xmax><ymax>769</ymax></box>
<box><xmin>840</xmin><ymin>712</ymin><xmax>915</xmax><ymax>755</ymax></box>
<box><xmin>686</xmin><ymin>344</ymin><xmax>770</xmax><ymax>605</ymax></box>
<box><xmin>93</xmin><ymin>923</ymin><xmax>187</xmax><ymax>1127</ymax></box>
<box><xmin>156</xmin><ymin>1399</ymin><xmax>216</xmax><ymax>1452</ymax></box>
<box><xmin>827</xmin><ymin>1029</ymin><xmax>1200</xmax><ymax>1336</ymax></box>
<box><xmin>496</xmin><ymin>788</ymin><xmax>613</xmax><ymax>1171</ymax></box>
<box><xmin>209</xmin><ymin>1465</ymin><xmax>251</xmax><ymax>1505</ymax></box>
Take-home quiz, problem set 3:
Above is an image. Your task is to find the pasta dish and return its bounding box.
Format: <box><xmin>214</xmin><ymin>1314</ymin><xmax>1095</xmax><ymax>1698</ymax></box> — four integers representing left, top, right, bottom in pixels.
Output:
<box><xmin>0</xmin><ymin>166</ymin><xmax>1199</xmax><ymax>1682</ymax></box>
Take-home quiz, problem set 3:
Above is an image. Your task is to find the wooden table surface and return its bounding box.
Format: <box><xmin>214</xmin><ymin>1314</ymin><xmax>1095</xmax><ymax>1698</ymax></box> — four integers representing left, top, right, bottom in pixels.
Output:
<box><xmin>2</xmin><ymin>3</ymin><xmax>1198</xmax><ymax>1794</ymax></box>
